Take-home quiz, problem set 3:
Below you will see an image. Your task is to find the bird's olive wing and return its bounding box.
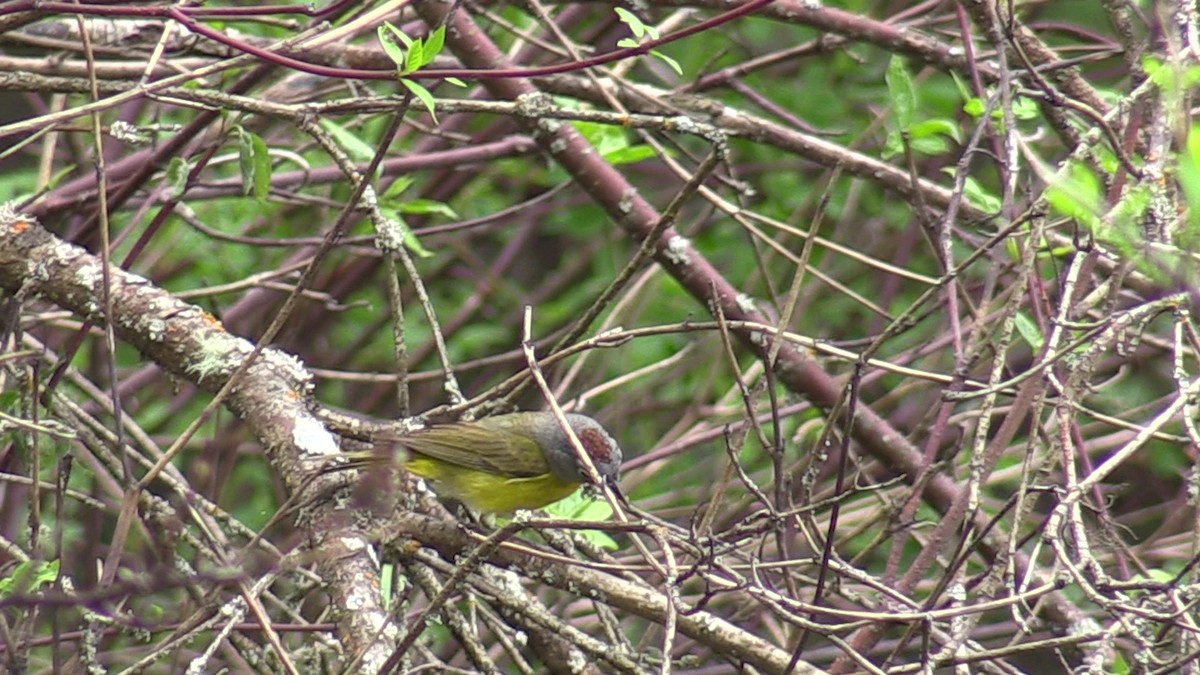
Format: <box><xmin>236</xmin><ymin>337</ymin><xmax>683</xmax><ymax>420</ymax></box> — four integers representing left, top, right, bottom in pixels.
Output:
<box><xmin>399</xmin><ymin>422</ymin><xmax>551</xmax><ymax>478</ymax></box>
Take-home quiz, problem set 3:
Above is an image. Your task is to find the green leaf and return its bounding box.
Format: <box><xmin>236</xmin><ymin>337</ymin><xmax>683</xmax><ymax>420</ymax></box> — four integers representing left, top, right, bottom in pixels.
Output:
<box><xmin>378</xmin><ymin>179</ymin><xmax>457</xmax><ymax>231</ymax></box>
<box><xmin>940</xmin><ymin>168</ymin><xmax>1000</xmax><ymax>213</ymax></box>
<box><xmin>235</xmin><ymin>126</ymin><xmax>272</xmax><ymax>200</ymax></box>
<box><xmin>909</xmin><ymin>118</ymin><xmax>961</xmax><ymax>144</ymax></box>
<box><xmin>603</xmin><ymin>144</ymin><xmax>657</xmax><ymax>165</ymax></box>
<box><xmin>0</xmin><ymin>559</ymin><xmax>59</xmax><ymax>597</ymax></box>
<box><xmin>318</xmin><ymin>118</ymin><xmax>376</xmax><ymax>162</ymax></box>
<box><xmin>651</xmin><ymin>49</ymin><xmax>683</xmax><ymax>76</ymax></box>
<box><xmin>1015</xmin><ymin>312</ymin><xmax>1044</xmax><ymax>351</ymax></box>
<box><xmin>546</xmin><ymin>492</ymin><xmax>619</xmax><ymax>549</ymax></box>
<box><xmin>617</xmin><ymin>38</ymin><xmax>638</xmax><ymax>49</ymax></box>
<box><xmin>574</xmin><ymin>119</ymin><xmax>627</xmax><ymax>156</ymax></box>
<box><xmin>962</xmin><ymin>97</ymin><xmax>985</xmax><ymax>118</ymax></box>
<box><xmin>1179</xmin><ymin>124</ymin><xmax>1200</xmax><ymax>242</ymax></box>
<box><xmin>1133</xmin><ymin>569</ymin><xmax>1177</xmax><ymax>584</ymax></box>
<box><xmin>950</xmin><ymin>70</ymin><xmax>973</xmax><ymax>102</ymax></box>
<box><xmin>396</xmin><ymin>198</ymin><xmax>457</xmax><ymax>218</ymax></box>
<box><xmin>389</xmin><ymin>22</ymin><xmax>414</xmax><ymax>50</ymax></box>
<box><xmin>961</xmin><ymin>176</ymin><xmax>1001</xmax><ymax>213</ymax></box>
<box><xmin>885</xmin><ymin>56</ymin><xmax>917</xmax><ymax>131</ymax></box>
<box><xmin>1144</xmin><ymin>56</ymin><xmax>1163</xmax><ymax>80</ymax></box>
<box><xmin>0</xmin><ymin>389</ymin><xmax>21</xmax><ymax>408</ymax></box>
<box><xmin>1045</xmin><ymin>162</ymin><xmax>1103</xmax><ymax>230</ymax></box>
<box><xmin>250</xmin><ymin>132</ymin><xmax>271</xmax><ymax>202</ymax></box>
<box><xmin>882</xmin><ymin>129</ymin><xmax>903</xmax><ymax>159</ymax></box>
<box><xmin>1145</xmin><ymin>55</ymin><xmax>1200</xmax><ymax>91</ymax></box>
<box><xmin>1010</xmin><ymin>97</ymin><xmax>1039</xmax><ymax>120</ymax></box>
<box><xmin>236</xmin><ymin>126</ymin><xmax>254</xmax><ymax>196</ymax></box>
<box><xmin>909</xmin><ymin>134</ymin><xmax>950</xmax><ymax>156</ymax></box>
<box><xmin>401</xmin><ymin>79</ymin><xmax>438</xmax><ymax>123</ymax></box>
<box><xmin>887</xmin><ymin>119</ymin><xmax>956</xmax><ymax>157</ymax></box>
<box><xmin>405</xmin><ymin>37</ymin><xmax>424</xmax><ymax>73</ymax></box>
<box><xmin>446</xmin><ymin>77</ymin><xmax>467</xmax><ymax>87</ymax></box>
<box><xmin>377</xmin><ymin>24</ymin><xmax>406</xmax><ymax>68</ymax></box>
<box><xmin>422</xmin><ymin>26</ymin><xmax>446</xmax><ymax>63</ymax></box>
<box><xmin>381</xmin><ymin>175</ymin><xmax>416</xmax><ymax>201</ymax></box>
<box><xmin>380</xmin><ymin>207</ymin><xmax>433</xmax><ymax>257</ymax></box>
<box><xmin>615</xmin><ymin>7</ymin><xmax>645</xmax><ymax>39</ymax></box>
<box><xmin>166</xmin><ymin>156</ymin><xmax>190</xmax><ymax>198</ymax></box>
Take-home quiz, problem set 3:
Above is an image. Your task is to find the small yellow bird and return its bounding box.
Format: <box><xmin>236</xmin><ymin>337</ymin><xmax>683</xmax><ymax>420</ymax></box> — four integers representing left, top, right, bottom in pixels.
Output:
<box><xmin>332</xmin><ymin>412</ymin><xmax>622</xmax><ymax>514</ymax></box>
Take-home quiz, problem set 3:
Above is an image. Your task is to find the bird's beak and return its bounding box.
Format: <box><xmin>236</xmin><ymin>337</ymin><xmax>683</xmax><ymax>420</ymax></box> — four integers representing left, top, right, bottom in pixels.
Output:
<box><xmin>605</xmin><ymin>478</ymin><xmax>628</xmax><ymax>506</ymax></box>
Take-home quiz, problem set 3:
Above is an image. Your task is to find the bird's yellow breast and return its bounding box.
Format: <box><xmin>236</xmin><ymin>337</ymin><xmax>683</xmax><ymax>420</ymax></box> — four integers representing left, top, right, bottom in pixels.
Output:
<box><xmin>406</xmin><ymin>456</ymin><xmax>582</xmax><ymax>513</ymax></box>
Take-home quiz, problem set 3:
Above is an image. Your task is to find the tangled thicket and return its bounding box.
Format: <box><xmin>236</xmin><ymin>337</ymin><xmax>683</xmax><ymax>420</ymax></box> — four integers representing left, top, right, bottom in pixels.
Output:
<box><xmin>1</xmin><ymin>1</ymin><xmax>1198</xmax><ymax>673</ymax></box>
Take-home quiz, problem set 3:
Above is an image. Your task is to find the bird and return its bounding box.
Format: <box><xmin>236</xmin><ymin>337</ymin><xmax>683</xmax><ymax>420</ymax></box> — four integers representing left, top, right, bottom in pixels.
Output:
<box><xmin>328</xmin><ymin>412</ymin><xmax>622</xmax><ymax>514</ymax></box>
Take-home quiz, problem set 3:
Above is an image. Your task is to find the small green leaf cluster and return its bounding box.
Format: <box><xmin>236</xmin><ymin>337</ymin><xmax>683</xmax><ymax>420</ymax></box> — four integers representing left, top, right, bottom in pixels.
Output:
<box><xmin>614</xmin><ymin>8</ymin><xmax>683</xmax><ymax>76</ymax></box>
<box><xmin>378</xmin><ymin>23</ymin><xmax>467</xmax><ymax>122</ymax></box>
